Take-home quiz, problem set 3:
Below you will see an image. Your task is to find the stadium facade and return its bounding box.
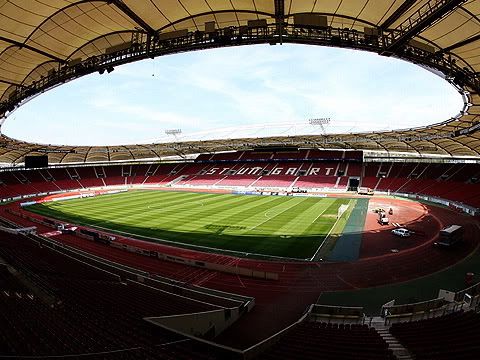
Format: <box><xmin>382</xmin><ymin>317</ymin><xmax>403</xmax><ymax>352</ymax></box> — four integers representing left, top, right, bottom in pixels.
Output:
<box><xmin>0</xmin><ymin>2</ymin><xmax>480</xmax><ymax>360</ymax></box>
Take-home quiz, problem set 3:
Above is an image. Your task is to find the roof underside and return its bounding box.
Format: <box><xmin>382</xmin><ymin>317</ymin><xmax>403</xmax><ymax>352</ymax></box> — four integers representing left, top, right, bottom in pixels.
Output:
<box><xmin>0</xmin><ymin>0</ymin><xmax>479</xmax><ymax>163</ymax></box>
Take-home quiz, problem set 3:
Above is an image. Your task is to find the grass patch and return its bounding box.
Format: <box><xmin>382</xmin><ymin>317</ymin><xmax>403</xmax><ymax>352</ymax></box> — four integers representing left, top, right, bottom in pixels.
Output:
<box><xmin>27</xmin><ymin>190</ymin><xmax>352</xmax><ymax>259</ymax></box>
<box><xmin>312</xmin><ymin>199</ymin><xmax>356</xmax><ymax>260</ymax></box>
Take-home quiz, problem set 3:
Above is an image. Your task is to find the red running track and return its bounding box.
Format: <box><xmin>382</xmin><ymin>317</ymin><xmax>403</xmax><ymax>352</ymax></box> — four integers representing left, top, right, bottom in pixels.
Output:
<box><xmin>360</xmin><ymin>197</ymin><xmax>441</xmax><ymax>258</ymax></box>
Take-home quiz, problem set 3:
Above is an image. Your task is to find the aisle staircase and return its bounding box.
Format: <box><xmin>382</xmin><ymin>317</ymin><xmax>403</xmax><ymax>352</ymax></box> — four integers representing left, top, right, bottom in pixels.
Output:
<box><xmin>168</xmin><ymin>175</ymin><xmax>188</xmax><ymax>186</ymax></box>
<box><xmin>371</xmin><ymin>319</ymin><xmax>414</xmax><ymax>360</ymax></box>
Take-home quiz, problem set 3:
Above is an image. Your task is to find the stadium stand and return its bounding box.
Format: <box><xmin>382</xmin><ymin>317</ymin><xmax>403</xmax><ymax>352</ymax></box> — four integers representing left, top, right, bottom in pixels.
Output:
<box><xmin>0</xmin><ymin>153</ymin><xmax>478</xmax><ymax>358</ymax></box>
<box><xmin>216</xmin><ymin>174</ymin><xmax>258</xmax><ymax>187</ymax></box>
<box><xmin>253</xmin><ymin>175</ymin><xmax>297</xmax><ymax>188</ymax></box>
<box><xmin>1</xmin><ymin>153</ymin><xmax>480</xmax><ymax>210</ymax></box>
<box><xmin>390</xmin><ymin>311</ymin><xmax>480</xmax><ymax>360</ymax></box>
<box><xmin>257</xmin><ymin>320</ymin><xmax>395</xmax><ymax>360</ymax></box>
<box><xmin>295</xmin><ymin>175</ymin><xmax>338</xmax><ymax>189</ymax></box>
<box><xmin>0</xmin><ymin>231</ymin><xmax>244</xmax><ymax>359</ymax></box>
<box><xmin>0</xmin><ymin>1</ymin><xmax>480</xmax><ymax>358</ymax></box>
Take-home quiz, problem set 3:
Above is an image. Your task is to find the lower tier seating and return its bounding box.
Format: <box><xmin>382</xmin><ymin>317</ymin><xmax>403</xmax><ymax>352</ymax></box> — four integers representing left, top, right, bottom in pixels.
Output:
<box><xmin>0</xmin><ymin>156</ymin><xmax>479</xmax><ymax>208</ymax></box>
<box><xmin>257</xmin><ymin>321</ymin><xmax>395</xmax><ymax>360</ymax></box>
<box><xmin>390</xmin><ymin>310</ymin><xmax>480</xmax><ymax>360</ymax></box>
<box><xmin>0</xmin><ymin>232</ymin><xmax>236</xmax><ymax>359</ymax></box>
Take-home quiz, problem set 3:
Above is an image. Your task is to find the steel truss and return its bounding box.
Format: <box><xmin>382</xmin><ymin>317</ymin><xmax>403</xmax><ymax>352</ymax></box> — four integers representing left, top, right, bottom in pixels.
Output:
<box><xmin>1</xmin><ymin>22</ymin><xmax>478</xmax><ymax>121</ymax></box>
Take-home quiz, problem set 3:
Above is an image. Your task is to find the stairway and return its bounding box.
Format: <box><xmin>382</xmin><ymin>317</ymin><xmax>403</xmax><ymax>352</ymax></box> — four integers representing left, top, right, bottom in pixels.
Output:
<box><xmin>167</xmin><ymin>175</ymin><xmax>188</xmax><ymax>186</ymax></box>
<box><xmin>248</xmin><ymin>176</ymin><xmax>262</xmax><ymax>188</ymax></box>
<box><xmin>371</xmin><ymin>320</ymin><xmax>414</xmax><ymax>360</ymax></box>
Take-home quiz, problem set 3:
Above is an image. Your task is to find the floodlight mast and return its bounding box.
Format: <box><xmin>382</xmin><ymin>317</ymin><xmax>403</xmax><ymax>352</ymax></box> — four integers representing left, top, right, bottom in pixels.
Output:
<box><xmin>165</xmin><ymin>129</ymin><xmax>182</xmax><ymax>141</ymax></box>
<box><xmin>309</xmin><ymin>118</ymin><xmax>331</xmax><ymax>135</ymax></box>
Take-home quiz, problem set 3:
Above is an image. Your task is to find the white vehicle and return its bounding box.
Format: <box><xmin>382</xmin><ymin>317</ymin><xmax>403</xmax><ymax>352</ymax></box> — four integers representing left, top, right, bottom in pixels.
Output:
<box><xmin>379</xmin><ymin>216</ymin><xmax>389</xmax><ymax>225</ymax></box>
<box><xmin>378</xmin><ymin>211</ymin><xmax>389</xmax><ymax>225</ymax></box>
<box><xmin>392</xmin><ymin>228</ymin><xmax>411</xmax><ymax>237</ymax></box>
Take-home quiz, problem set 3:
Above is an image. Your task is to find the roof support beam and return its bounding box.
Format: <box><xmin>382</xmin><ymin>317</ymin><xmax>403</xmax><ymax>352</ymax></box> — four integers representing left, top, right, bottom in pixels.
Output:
<box><xmin>110</xmin><ymin>0</ymin><xmax>156</xmax><ymax>35</ymax></box>
<box><xmin>442</xmin><ymin>33</ymin><xmax>480</xmax><ymax>53</ymax></box>
<box><xmin>380</xmin><ymin>0</ymin><xmax>417</xmax><ymax>29</ymax></box>
<box><xmin>0</xmin><ymin>79</ymin><xmax>22</xmax><ymax>87</ymax></box>
<box><xmin>141</xmin><ymin>145</ymin><xmax>161</xmax><ymax>159</ymax></box>
<box><xmin>382</xmin><ymin>0</ymin><xmax>468</xmax><ymax>55</ymax></box>
<box><xmin>122</xmin><ymin>146</ymin><xmax>135</xmax><ymax>160</ymax></box>
<box><xmin>0</xmin><ymin>36</ymin><xmax>64</xmax><ymax>63</ymax></box>
<box><xmin>83</xmin><ymin>147</ymin><xmax>92</xmax><ymax>163</ymax></box>
<box><xmin>449</xmin><ymin>138</ymin><xmax>480</xmax><ymax>156</ymax></box>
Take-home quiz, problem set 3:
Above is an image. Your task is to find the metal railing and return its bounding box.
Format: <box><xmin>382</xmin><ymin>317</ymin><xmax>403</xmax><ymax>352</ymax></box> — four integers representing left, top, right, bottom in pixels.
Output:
<box><xmin>1</xmin><ymin>22</ymin><xmax>478</xmax><ymax>119</ymax></box>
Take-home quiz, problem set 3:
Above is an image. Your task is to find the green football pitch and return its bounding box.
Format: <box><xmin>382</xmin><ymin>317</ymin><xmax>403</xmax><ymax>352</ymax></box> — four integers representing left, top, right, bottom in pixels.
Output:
<box><xmin>27</xmin><ymin>190</ymin><xmax>352</xmax><ymax>259</ymax></box>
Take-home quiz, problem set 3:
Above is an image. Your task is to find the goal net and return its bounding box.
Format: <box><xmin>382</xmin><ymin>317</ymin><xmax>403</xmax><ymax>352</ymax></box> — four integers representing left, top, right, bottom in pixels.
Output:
<box><xmin>337</xmin><ymin>204</ymin><xmax>349</xmax><ymax>219</ymax></box>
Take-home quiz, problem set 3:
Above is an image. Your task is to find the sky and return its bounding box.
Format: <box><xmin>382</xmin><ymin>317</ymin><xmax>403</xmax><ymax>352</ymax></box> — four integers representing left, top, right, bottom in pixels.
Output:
<box><xmin>1</xmin><ymin>44</ymin><xmax>464</xmax><ymax>146</ymax></box>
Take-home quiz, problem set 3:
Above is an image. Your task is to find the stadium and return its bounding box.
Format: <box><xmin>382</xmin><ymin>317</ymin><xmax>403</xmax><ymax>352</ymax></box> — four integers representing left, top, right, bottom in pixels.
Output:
<box><xmin>0</xmin><ymin>1</ymin><xmax>479</xmax><ymax>359</ymax></box>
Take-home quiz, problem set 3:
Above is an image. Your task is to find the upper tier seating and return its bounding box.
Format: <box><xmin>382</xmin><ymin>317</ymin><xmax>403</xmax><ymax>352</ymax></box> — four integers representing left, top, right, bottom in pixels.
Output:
<box><xmin>362</xmin><ymin>161</ymin><xmax>480</xmax><ymax>207</ymax></box>
<box><xmin>254</xmin><ymin>175</ymin><xmax>297</xmax><ymax>188</ymax></box>
<box><xmin>0</xmin><ymin>150</ymin><xmax>479</xmax><ymax>208</ymax></box>
<box><xmin>295</xmin><ymin>176</ymin><xmax>338</xmax><ymax>189</ymax></box>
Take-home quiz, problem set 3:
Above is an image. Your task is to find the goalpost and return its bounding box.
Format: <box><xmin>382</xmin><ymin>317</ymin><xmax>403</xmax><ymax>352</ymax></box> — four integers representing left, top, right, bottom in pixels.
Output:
<box><xmin>310</xmin><ymin>202</ymin><xmax>351</xmax><ymax>261</ymax></box>
<box><xmin>337</xmin><ymin>204</ymin><xmax>349</xmax><ymax>219</ymax></box>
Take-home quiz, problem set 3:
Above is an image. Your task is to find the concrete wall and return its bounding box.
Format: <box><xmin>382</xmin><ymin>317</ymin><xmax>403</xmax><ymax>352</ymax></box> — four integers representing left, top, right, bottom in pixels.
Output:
<box><xmin>146</xmin><ymin>307</ymin><xmax>241</xmax><ymax>339</ymax></box>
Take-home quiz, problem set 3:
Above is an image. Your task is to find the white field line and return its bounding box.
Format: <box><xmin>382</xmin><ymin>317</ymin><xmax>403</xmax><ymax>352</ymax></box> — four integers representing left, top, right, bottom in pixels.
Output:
<box><xmin>88</xmin><ymin>195</ymin><xmax>213</xmax><ymax>225</ymax></box>
<box><xmin>162</xmin><ymin>195</ymin><xmax>275</xmax><ymax>233</ymax></box>
<box><xmin>264</xmin><ymin>207</ymin><xmax>290</xmax><ymax>219</ymax></box>
<box><xmin>88</xmin><ymin>192</ymin><xmax>245</xmax><ymax>228</ymax></box>
<box><xmin>271</xmin><ymin>199</ymin><xmax>334</xmax><ymax>236</ymax></box>
<box><xmin>84</xmin><ymin>192</ymin><xmax>198</xmax><ymax>224</ymax></box>
<box><xmin>41</xmin><ymin>193</ymin><xmax>311</xmax><ymax>261</ymax></box>
<box><xmin>60</xmin><ymin>191</ymin><xmax>190</xmax><ymax>213</ymax></box>
<box><xmin>148</xmin><ymin>200</ymin><xmax>204</xmax><ymax>209</ymax></box>
<box><xmin>183</xmin><ymin>196</ymin><xmax>278</xmax><ymax>234</ymax></box>
<box><xmin>80</xmin><ymin>222</ymin><xmax>304</xmax><ymax>261</ymax></box>
<box><xmin>310</xmin><ymin>200</ymin><xmax>336</xmax><ymax>224</ymax></box>
<box><xmin>309</xmin><ymin>199</ymin><xmax>354</xmax><ymax>261</ymax></box>
<box><xmin>248</xmin><ymin>199</ymin><xmax>302</xmax><ymax>232</ymax></box>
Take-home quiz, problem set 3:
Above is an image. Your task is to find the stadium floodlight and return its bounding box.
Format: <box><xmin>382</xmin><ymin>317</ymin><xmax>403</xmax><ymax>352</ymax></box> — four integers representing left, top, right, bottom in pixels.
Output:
<box><xmin>165</xmin><ymin>129</ymin><xmax>182</xmax><ymax>135</ymax></box>
<box><xmin>309</xmin><ymin>118</ymin><xmax>331</xmax><ymax>125</ymax></box>
<box><xmin>309</xmin><ymin>118</ymin><xmax>331</xmax><ymax>135</ymax></box>
<box><xmin>165</xmin><ymin>129</ymin><xmax>182</xmax><ymax>142</ymax></box>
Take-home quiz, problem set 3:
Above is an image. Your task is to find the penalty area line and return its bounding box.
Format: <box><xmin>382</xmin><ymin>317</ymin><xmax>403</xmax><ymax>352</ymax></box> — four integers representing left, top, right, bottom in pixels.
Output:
<box><xmin>309</xmin><ymin>199</ymin><xmax>353</xmax><ymax>262</ymax></box>
<box><xmin>250</xmin><ymin>199</ymin><xmax>300</xmax><ymax>232</ymax></box>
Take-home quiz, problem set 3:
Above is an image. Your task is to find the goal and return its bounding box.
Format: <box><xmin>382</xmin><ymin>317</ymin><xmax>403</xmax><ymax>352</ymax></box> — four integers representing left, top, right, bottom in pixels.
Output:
<box><xmin>337</xmin><ymin>204</ymin><xmax>349</xmax><ymax>219</ymax></box>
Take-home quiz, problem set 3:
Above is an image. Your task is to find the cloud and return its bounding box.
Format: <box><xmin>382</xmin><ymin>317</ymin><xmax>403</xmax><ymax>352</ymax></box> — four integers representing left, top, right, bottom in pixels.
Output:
<box><xmin>3</xmin><ymin>44</ymin><xmax>463</xmax><ymax>146</ymax></box>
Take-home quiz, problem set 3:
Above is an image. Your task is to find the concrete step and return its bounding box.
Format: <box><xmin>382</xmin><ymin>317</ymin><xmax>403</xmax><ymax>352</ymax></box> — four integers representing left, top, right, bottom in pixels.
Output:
<box><xmin>371</xmin><ymin>321</ymin><xmax>415</xmax><ymax>360</ymax></box>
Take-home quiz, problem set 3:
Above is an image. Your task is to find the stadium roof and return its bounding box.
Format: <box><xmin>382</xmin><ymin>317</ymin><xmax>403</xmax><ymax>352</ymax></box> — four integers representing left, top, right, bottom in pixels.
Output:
<box><xmin>0</xmin><ymin>0</ymin><xmax>479</xmax><ymax>164</ymax></box>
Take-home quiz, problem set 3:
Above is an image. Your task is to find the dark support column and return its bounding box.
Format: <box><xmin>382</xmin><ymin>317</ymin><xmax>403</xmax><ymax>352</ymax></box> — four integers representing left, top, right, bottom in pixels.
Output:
<box><xmin>274</xmin><ymin>0</ymin><xmax>285</xmax><ymax>44</ymax></box>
